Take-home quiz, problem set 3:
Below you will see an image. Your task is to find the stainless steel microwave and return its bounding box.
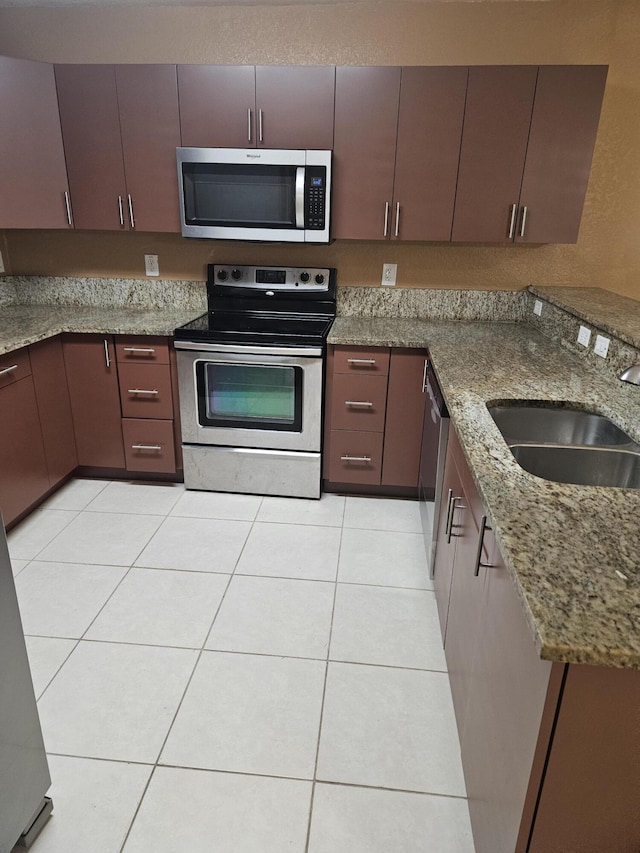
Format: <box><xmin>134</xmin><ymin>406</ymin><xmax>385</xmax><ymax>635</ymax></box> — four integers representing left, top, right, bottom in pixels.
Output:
<box><xmin>176</xmin><ymin>147</ymin><xmax>331</xmax><ymax>243</ymax></box>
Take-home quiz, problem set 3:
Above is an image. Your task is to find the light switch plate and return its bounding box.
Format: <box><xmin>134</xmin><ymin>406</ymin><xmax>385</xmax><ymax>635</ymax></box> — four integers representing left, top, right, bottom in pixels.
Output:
<box><xmin>381</xmin><ymin>263</ymin><xmax>397</xmax><ymax>286</ymax></box>
<box><xmin>533</xmin><ymin>299</ymin><xmax>543</xmax><ymax>316</ymax></box>
<box><xmin>145</xmin><ymin>254</ymin><xmax>159</xmax><ymax>277</ymax></box>
<box><xmin>577</xmin><ymin>325</ymin><xmax>591</xmax><ymax>347</ymax></box>
<box><xmin>594</xmin><ymin>334</ymin><xmax>610</xmax><ymax>358</ymax></box>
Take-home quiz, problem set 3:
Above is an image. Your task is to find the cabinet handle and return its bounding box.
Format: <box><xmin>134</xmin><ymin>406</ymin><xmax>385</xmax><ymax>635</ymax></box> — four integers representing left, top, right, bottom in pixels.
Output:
<box><xmin>443</xmin><ymin>488</ymin><xmax>454</xmax><ymax>539</ymax></box>
<box><xmin>341</xmin><ymin>455</ymin><xmax>372</xmax><ymax>463</ymax></box>
<box><xmin>447</xmin><ymin>496</ymin><xmax>466</xmax><ymax>544</ymax></box>
<box><xmin>394</xmin><ymin>201</ymin><xmax>400</xmax><ymax>237</ymax></box>
<box><xmin>118</xmin><ymin>195</ymin><xmax>124</xmax><ymax>227</ymax></box>
<box><xmin>127</xmin><ymin>388</ymin><xmax>159</xmax><ymax>395</ymax></box>
<box><xmin>383</xmin><ymin>202</ymin><xmax>389</xmax><ymax>237</ymax></box>
<box><xmin>64</xmin><ymin>191</ymin><xmax>73</xmax><ymax>227</ymax></box>
<box><xmin>258</xmin><ymin>108</ymin><xmax>264</xmax><ymax>143</ymax></box>
<box><xmin>347</xmin><ymin>358</ymin><xmax>377</xmax><ymax>366</ymax></box>
<box><xmin>474</xmin><ymin>515</ymin><xmax>493</xmax><ymax>577</ymax></box>
<box><xmin>127</xmin><ymin>194</ymin><xmax>135</xmax><ymax>229</ymax></box>
<box><xmin>103</xmin><ymin>339</ymin><xmax>111</xmax><ymax>368</ymax></box>
<box><xmin>131</xmin><ymin>444</ymin><xmax>162</xmax><ymax>451</ymax></box>
<box><xmin>247</xmin><ymin>107</ymin><xmax>252</xmax><ymax>143</ymax></box>
<box><xmin>422</xmin><ymin>359</ymin><xmax>428</xmax><ymax>393</ymax></box>
<box><xmin>508</xmin><ymin>203</ymin><xmax>517</xmax><ymax>239</ymax></box>
<box><xmin>345</xmin><ymin>400</ymin><xmax>373</xmax><ymax>408</ymax></box>
<box><xmin>519</xmin><ymin>205</ymin><xmax>528</xmax><ymax>238</ymax></box>
<box><xmin>123</xmin><ymin>346</ymin><xmax>156</xmax><ymax>354</ymax></box>
<box><xmin>0</xmin><ymin>364</ymin><xmax>18</xmax><ymax>377</ymax></box>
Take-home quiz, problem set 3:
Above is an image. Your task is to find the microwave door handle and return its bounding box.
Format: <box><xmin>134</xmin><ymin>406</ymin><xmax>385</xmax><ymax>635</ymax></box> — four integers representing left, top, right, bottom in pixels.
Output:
<box><xmin>295</xmin><ymin>167</ymin><xmax>305</xmax><ymax>229</ymax></box>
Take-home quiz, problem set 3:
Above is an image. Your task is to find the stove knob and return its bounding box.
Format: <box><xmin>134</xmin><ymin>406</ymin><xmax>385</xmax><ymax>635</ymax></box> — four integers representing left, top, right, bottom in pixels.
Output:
<box><xmin>231</xmin><ymin>268</ymin><xmax>242</xmax><ymax>281</ymax></box>
<box><xmin>217</xmin><ymin>270</ymin><xmax>228</xmax><ymax>281</ymax></box>
<box><xmin>315</xmin><ymin>274</ymin><xmax>325</xmax><ymax>284</ymax></box>
<box><xmin>299</xmin><ymin>272</ymin><xmax>310</xmax><ymax>283</ymax></box>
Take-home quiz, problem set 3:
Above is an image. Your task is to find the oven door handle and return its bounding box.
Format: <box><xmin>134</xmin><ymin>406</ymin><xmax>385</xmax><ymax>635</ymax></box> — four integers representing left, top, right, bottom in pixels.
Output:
<box><xmin>174</xmin><ymin>340</ymin><xmax>323</xmax><ymax>358</ymax></box>
<box><xmin>295</xmin><ymin>167</ymin><xmax>305</xmax><ymax>230</ymax></box>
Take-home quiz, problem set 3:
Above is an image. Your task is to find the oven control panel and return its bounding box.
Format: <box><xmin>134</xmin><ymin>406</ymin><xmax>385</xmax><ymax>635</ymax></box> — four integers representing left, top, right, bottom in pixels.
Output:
<box><xmin>212</xmin><ymin>265</ymin><xmax>332</xmax><ymax>293</ymax></box>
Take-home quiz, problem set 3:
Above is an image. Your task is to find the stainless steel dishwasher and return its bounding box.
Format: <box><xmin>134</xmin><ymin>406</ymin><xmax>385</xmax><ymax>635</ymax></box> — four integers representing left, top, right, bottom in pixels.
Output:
<box><xmin>0</xmin><ymin>516</ymin><xmax>52</xmax><ymax>852</ymax></box>
<box><xmin>418</xmin><ymin>361</ymin><xmax>450</xmax><ymax>578</ymax></box>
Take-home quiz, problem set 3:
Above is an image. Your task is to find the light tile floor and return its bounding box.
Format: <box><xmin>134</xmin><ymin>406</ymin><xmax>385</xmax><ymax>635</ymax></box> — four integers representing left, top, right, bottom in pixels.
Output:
<box><xmin>9</xmin><ymin>478</ymin><xmax>475</xmax><ymax>853</ymax></box>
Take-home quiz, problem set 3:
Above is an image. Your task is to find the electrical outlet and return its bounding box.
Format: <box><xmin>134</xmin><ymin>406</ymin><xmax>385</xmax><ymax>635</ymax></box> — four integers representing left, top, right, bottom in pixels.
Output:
<box><xmin>0</xmin><ymin>250</ymin><xmax>4</xmax><ymax>274</ymax></box>
<box><xmin>382</xmin><ymin>263</ymin><xmax>397</xmax><ymax>286</ymax></box>
<box><xmin>144</xmin><ymin>254</ymin><xmax>159</xmax><ymax>277</ymax></box>
<box><xmin>533</xmin><ymin>299</ymin><xmax>543</xmax><ymax>316</ymax></box>
<box><xmin>594</xmin><ymin>334</ymin><xmax>610</xmax><ymax>358</ymax></box>
<box><xmin>577</xmin><ymin>325</ymin><xmax>591</xmax><ymax>347</ymax></box>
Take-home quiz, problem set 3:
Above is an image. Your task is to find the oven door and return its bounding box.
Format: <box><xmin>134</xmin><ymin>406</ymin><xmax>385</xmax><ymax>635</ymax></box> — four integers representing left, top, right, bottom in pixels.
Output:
<box><xmin>176</xmin><ymin>343</ymin><xmax>324</xmax><ymax>452</ymax></box>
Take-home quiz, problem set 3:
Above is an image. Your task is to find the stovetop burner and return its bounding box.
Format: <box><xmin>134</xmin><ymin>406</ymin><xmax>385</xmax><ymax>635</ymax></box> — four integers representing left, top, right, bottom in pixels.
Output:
<box><xmin>175</xmin><ymin>264</ymin><xmax>337</xmax><ymax>347</ymax></box>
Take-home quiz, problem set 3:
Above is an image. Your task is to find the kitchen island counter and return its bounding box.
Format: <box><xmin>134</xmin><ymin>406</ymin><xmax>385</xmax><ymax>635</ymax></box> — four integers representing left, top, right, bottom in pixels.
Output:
<box><xmin>329</xmin><ymin>315</ymin><xmax>640</xmax><ymax>669</ymax></box>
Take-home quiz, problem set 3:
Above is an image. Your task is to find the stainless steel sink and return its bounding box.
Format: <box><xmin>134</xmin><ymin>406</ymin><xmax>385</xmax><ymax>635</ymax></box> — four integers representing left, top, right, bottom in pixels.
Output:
<box><xmin>488</xmin><ymin>405</ymin><xmax>636</xmax><ymax>448</ymax></box>
<box><xmin>487</xmin><ymin>403</ymin><xmax>640</xmax><ymax>488</ymax></box>
<box><xmin>510</xmin><ymin>445</ymin><xmax>640</xmax><ymax>489</ymax></box>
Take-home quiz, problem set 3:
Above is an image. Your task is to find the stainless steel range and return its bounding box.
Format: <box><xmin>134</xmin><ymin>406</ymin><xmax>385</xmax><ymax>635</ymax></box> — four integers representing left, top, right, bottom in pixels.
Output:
<box><xmin>174</xmin><ymin>264</ymin><xmax>336</xmax><ymax>499</ymax></box>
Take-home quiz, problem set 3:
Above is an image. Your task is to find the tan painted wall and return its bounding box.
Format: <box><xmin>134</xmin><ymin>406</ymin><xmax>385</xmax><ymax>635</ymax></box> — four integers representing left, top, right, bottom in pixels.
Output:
<box><xmin>0</xmin><ymin>0</ymin><xmax>638</xmax><ymax>297</ymax></box>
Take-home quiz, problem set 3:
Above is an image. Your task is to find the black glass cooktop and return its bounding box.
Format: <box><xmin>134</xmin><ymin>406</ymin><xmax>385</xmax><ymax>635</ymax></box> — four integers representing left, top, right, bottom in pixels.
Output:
<box><xmin>174</xmin><ymin>311</ymin><xmax>334</xmax><ymax>347</ymax></box>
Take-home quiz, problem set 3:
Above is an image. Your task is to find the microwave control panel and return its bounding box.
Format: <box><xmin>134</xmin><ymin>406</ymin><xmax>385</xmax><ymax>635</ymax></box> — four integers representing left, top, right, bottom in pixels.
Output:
<box><xmin>305</xmin><ymin>167</ymin><xmax>327</xmax><ymax>230</ymax></box>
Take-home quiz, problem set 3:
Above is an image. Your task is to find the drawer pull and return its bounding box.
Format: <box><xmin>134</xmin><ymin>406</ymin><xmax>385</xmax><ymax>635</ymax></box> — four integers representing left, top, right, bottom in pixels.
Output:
<box><xmin>345</xmin><ymin>400</ymin><xmax>373</xmax><ymax>408</ymax></box>
<box><xmin>123</xmin><ymin>347</ymin><xmax>156</xmax><ymax>354</ymax></box>
<box><xmin>341</xmin><ymin>455</ymin><xmax>372</xmax><ymax>463</ymax></box>
<box><xmin>128</xmin><ymin>388</ymin><xmax>159</xmax><ymax>395</ymax></box>
<box><xmin>0</xmin><ymin>364</ymin><xmax>18</xmax><ymax>377</ymax></box>
<box><xmin>346</xmin><ymin>358</ymin><xmax>377</xmax><ymax>365</ymax></box>
<box><xmin>131</xmin><ymin>444</ymin><xmax>162</xmax><ymax>451</ymax></box>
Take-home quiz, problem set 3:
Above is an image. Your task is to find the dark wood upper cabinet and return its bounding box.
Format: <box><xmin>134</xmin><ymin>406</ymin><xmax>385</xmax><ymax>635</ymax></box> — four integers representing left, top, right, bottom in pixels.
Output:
<box><xmin>381</xmin><ymin>349</ymin><xmax>427</xmax><ymax>487</ymax></box>
<box><xmin>515</xmin><ymin>65</ymin><xmax>608</xmax><ymax>244</ymax></box>
<box><xmin>0</xmin><ymin>56</ymin><xmax>70</xmax><ymax>229</ymax></box>
<box><xmin>115</xmin><ymin>65</ymin><xmax>182</xmax><ymax>233</ymax></box>
<box><xmin>55</xmin><ymin>64</ymin><xmax>128</xmax><ymax>231</ymax></box>
<box><xmin>452</xmin><ymin>65</ymin><xmax>538</xmax><ymax>243</ymax></box>
<box><xmin>55</xmin><ymin>63</ymin><xmax>181</xmax><ymax>232</ymax></box>
<box><xmin>178</xmin><ymin>65</ymin><xmax>257</xmax><ymax>148</ymax></box>
<box><xmin>392</xmin><ymin>67</ymin><xmax>468</xmax><ymax>242</ymax></box>
<box><xmin>178</xmin><ymin>65</ymin><xmax>335</xmax><ymax>150</ymax></box>
<box><xmin>332</xmin><ymin>66</ymin><xmax>401</xmax><ymax>240</ymax></box>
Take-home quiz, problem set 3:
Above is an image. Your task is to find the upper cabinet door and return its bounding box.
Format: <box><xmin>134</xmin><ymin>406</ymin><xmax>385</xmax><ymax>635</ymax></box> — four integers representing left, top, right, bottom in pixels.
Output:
<box><xmin>392</xmin><ymin>66</ymin><xmax>468</xmax><ymax>242</ymax></box>
<box><xmin>116</xmin><ymin>65</ymin><xmax>182</xmax><ymax>233</ymax></box>
<box><xmin>55</xmin><ymin>64</ymin><xmax>128</xmax><ymax>231</ymax></box>
<box><xmin>515</xmin><ymin>65</ymin><xmax>608</xmax><ymax>244</ymax></box>
<box><xmin>255</xmin><ymin>66</ymin><xmax>335</xmax><ymax>150</ymax></box>
<box><xmin>332</xmin><ymin>66</ymin><xmax>401</xmax><ymax>240</ymax></box>
<box><xmin>451</xmin><ymin>66</ymin><xmax>538</xmax><ymax>243</ymax></box>
<box><xmin>0</xmin><ymin>57</ymin><xmax>70</xmax><ymax>229</ymax></box>
<box><xmin>178</xmin><ymin>65</ymin><xmax>257</xmax><ymax>148</ymax></box>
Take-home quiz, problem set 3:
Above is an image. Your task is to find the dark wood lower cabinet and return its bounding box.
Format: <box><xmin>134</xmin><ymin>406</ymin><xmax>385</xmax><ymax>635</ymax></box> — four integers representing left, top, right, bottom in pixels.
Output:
<box><xmin>435</xmin><ymin>424</ymin><xmax>640</xmax><ymax>853</ymax></box>
<box><xmin>0</xmin><ymin>375</ymin><xmax>49</xmax><ymax>527</ymax></box>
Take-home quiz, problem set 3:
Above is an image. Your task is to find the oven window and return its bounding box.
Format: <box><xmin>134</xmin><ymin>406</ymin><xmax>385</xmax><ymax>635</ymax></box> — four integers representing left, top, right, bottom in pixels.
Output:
<box><xmin>182</xmin><ymin>164</ymin><xmax>297</xmax><ymax>230</ymax></box>
<box><xmin>196</xmin><ymin>362</ymin><xmax>303</xmax><ymax>432</ymax></box>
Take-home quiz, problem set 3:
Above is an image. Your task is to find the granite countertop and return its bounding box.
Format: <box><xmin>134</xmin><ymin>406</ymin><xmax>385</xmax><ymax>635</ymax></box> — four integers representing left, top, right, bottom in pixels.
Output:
<box><xmin>0</xmin><ymin>304</ymin><xmax>201</xmax><ymax>355</ymax></box>
<box><xmin>329</xmin><ymin>316</ymin><xmax>640</xmax><ymax>669</ymax></box>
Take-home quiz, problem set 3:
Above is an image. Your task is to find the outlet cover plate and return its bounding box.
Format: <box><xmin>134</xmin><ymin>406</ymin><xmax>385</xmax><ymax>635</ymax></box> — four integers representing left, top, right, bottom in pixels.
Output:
<box><xmin>533</xmin><ymin>299</ymin><xmax>543</xmax><ymax>316</ymax></box>
<box><xmin>145</xmin><ymin>254</ymin><xmax>159</xmax><ymax>277</ymax></box>
<box><xmin>381</xmin><ymin>263</ymin><xmax>397</xmax><ymax>286</ymax></box>
<box><xmin>577</xmin><ymin>325</ymin><xmax>591</xmax><ymax>347</ymax></box>
<box><xmin>0</xmin><ymin>250</ymin><xmax>5</xmax><ymax>274</ymax></box>
<box><xmin>594</xmin><ymin>334</ymin><xmax>610</xmax><ymax>358</ymax></box>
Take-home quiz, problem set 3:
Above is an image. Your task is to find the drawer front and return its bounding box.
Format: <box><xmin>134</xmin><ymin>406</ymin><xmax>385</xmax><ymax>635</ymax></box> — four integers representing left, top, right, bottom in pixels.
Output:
<box><xmin>332</xmin><ymin>346</ymin><xmax>390</xmax><ymax>376</ymax></box>
<box><xmin>0</xmin><ymin>347</ymin><xmax>31</xmax><ymax>388</ymax></box>
<box><xmin>118</xmin><ymin>363</ymin><xmax>173</xmax><ymax>420</ymax></box>
<box><xmin>330</xmin><ymin>373</ymin><xmax>387</xmax><ymax>432</ymax></box>
<box><xmin>116</xmin><ymin>336</ymin><xmax>170</xmax><ymax>365</ymax></box>
<box><xmin>122</xmin><ymin>418</ymin><xmax>176</xmax><ymax>473</ymax></box>
<box><xmin>327</xmin><ymin>430</ymin><xmax>384</xmax><ymax>485</ymax></box>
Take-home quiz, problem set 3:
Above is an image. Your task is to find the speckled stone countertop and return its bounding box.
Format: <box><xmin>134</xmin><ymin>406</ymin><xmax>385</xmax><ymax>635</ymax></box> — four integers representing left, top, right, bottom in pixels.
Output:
<box><xmin>330</xmin><ymin>316</ymin><xmax>640</xmax><ymax>669</ymax></box>
<box><xmin>0</xmin><ymin>304</ymin><xmax>201</xmax><ymax>356</ymax></box>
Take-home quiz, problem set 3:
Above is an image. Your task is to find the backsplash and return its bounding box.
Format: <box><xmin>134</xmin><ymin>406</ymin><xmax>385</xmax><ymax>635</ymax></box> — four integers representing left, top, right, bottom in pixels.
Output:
<box><xmin>337</xmin><ymin>286</ymin><xmax>525</xmax><ymax>321</ymax></box>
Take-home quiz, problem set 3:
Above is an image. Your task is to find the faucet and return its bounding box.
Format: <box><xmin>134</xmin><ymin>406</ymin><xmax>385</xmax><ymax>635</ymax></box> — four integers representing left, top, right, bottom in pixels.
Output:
<box><xmin>619</xmin><ymin>365</ymin><xmax>640</xmax><ymax>385</ymax></box>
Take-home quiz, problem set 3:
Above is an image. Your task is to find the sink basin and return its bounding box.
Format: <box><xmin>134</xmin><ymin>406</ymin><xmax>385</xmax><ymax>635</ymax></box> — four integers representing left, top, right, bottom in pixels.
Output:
<box><xmin>510</xmin><ymin>445</ymin><xmax>640</xmax><ymax>489</ymax></box>
<box><xmin>488</xmin><ymin>405</ymin><xmax>637</xmax><ymax>448</ymax></box>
